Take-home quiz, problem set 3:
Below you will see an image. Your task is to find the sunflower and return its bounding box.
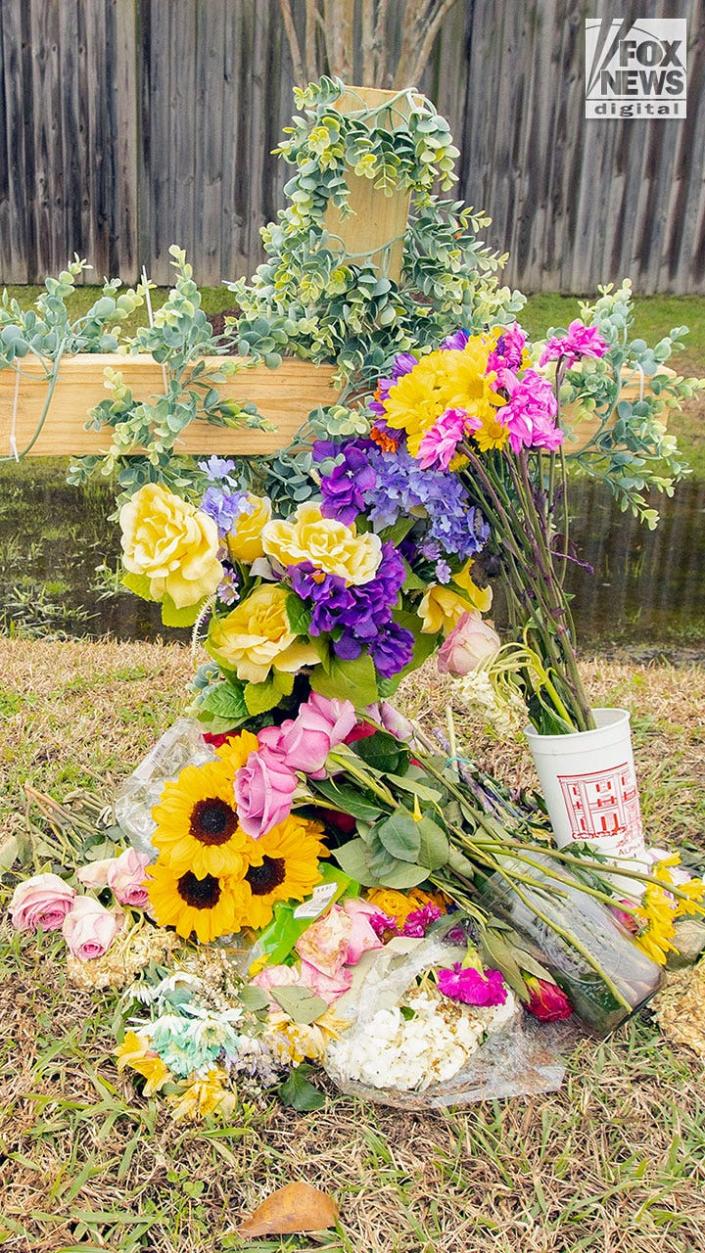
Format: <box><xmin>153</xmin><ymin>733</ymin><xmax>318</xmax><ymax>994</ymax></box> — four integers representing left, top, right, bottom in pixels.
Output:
<box><xmin>214</xmin><ymin>729</ymin><xmax>259</xmax><ymax>775</ymax></box>
<box><xmin>235</xmin><ymin>815</ymin><xmax>327</xmax><ymax>931</ymax></box>
<box><xmin>146</xmin><ymin>860</ymin><xmax>242</xmax><ymax>944</ymax></box>
<box><xmin>152</xmin><ymin>757</ymin><xmax>249</xmax><ymax>878</ymax></box>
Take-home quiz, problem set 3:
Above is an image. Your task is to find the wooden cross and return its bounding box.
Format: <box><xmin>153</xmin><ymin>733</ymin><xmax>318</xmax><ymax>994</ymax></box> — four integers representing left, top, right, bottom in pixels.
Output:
<box><xmin>0</xmin><ymin>87</ymin><xmax>411</xmax><ymax>461</ymax></box>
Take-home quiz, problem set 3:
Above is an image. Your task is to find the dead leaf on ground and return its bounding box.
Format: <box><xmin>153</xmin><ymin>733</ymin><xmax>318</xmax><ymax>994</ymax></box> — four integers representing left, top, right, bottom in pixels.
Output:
<box><xmin>238</xmin><ymin>1180</ymin><xmax>339</xmax><ymax>1237</ymax></box>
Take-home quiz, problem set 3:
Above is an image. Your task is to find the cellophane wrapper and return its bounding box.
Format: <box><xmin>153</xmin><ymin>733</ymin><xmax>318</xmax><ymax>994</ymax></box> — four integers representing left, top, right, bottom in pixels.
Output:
<box><xmin>323</xmin><ymin>923</ymin><xmax>575</xmax><ymax>1110</ymax></box>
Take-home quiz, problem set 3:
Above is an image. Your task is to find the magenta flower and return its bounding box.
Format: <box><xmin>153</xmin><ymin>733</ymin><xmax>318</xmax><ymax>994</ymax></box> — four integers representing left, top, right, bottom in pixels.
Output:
<box><xmin>487</xmin><ymin>323</ymin><xmax>527</xmax><ymax>374</ymax></box>
<box><xmin>369</xmin><ymin>910</ymin><xmax>398</xmax><ymax>938</ymax></box>
<box><xmin>497</xmin><ymin>369</ymin><xmax>563</xmax><ymax>454</ymax></box>
<box><xmin>437</xmin><ymin>963</ymin><xmax>508</xmax><ymax>1007</ymax></box>
<box><xmin>539</xmin><ymin>319</ymin><xmax>609</xmax><ymax>368</ymax></box>
<box><xmin>417</xmin><ymin>408</ymin><xmax>479</xmax><ymax>471</ymax></box>
<box><xmin>401</xmin><ymin>903</ymin><xmax>442</xmax><ymax>938</ymax></box>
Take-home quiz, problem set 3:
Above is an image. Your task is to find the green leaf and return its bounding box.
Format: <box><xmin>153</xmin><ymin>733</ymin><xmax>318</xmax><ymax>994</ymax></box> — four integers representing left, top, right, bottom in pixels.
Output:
<box><xmin>310</xmin><ymin>652</ymin><xmax>378</xmax><ymax>707</ymax></box>
<box><xmin>375</xmin><ymin>810</ymin><xmax>421</xmax><ymax>862</ymax></box>
<box><xmin>354</xmin><ymin>731</ymin><xmax>408</xmax><ymax>775</ymax></box>
<box><xmin>416</xmin><ymin>816</ymin><xmax>450</xmax><ymax>870</ymax></box>
<box><xmin>386</xmin><ymin>772</ymin><xmax>443</xmax><ymax>803</ymax></box>
<box><xmin>243</xmin><ymin>677</ymin><xmax>285</xmax><ymax>716</ymax></box>
<box><xmin>238</xmin><ymin>985</ymin><xmax>270</xmax><ymax>1012</ymax></box>
<box><xmin>332</xmin><ymin>838</ymin><xmax>380</xmax><ymax>886</ymax></box>
<box><xmin>161</xmin><ymin>594</ymin><xmax>203</xmax><ymax>628</ymax></box>
<box><xmin>271</xmin><ymin>985</ymin><xmax>328</xmax><ymax>1025</ymax></box>
<box><xmin>278</xmin><ymin>1066</ymin><xmax>326</xmax><ymax>1112</ymax></box>
<box><xmin>285</xmin><ymin>591</ymin><xmax>312</xmax><ymax>636</ymax></box>
<box><xmin>394</xmin><ymin>610</ymin><xmax>441</xmax><ymax>673</ymax></box>
<box><xmin>121</xmin><ymin>571</ymin><xmax>154</xmax><ymax>601</ymax></box>
<box><xmin>311</xmin><ymin>779</ymin><xmax>383</xmax><ymax>822</ymax></box>
<box><xmin>201</xmin><ymin>681</ymin><xmax>248</xmax><ymax>723</ymax></box>
<box><xmin>379</xmin><ymin>860</ymin><xmax>431</xmax><ymax>889</ymax></box>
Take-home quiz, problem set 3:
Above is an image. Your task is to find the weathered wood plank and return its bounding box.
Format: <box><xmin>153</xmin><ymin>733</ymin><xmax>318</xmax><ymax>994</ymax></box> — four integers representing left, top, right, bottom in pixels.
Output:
<box><xmin>0</xmin><ymin>355</ymin><xmax>340</xmax><ymax>457</ymax></box>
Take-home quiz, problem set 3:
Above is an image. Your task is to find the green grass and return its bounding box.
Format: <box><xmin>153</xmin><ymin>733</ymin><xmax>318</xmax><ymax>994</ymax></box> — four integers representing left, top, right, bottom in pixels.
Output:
<box><xmin>1</xmin><ymin>637</ymin><xmax>705</xmax><ymax>1251</ymax></box>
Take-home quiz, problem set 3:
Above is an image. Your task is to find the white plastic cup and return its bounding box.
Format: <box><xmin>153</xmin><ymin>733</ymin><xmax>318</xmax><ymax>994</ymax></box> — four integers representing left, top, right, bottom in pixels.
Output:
<box><xmin>525</xmin><ymin>708</ymin><xmax>647</xmax><ymax>870</ymax></box>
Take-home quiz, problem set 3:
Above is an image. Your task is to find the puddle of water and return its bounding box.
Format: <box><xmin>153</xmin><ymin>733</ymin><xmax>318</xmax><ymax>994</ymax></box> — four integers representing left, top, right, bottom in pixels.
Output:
<box><xmin>1</xmin><ymin>467</ymin><xmax>704</xmax><ymax>648</ymax></box>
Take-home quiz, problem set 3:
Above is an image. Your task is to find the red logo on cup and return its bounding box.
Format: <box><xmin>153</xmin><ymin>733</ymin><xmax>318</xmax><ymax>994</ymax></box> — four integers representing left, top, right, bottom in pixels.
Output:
<box><xmin>557</xmin><ymin>762</ymin><xmax>643</xmax><ymax>853</ymax></box>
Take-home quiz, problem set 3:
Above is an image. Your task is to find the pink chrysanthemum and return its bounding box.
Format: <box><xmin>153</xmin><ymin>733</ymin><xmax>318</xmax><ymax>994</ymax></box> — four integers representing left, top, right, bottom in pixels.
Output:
<box><xmin>495</xmin><ymin>369</ymin><xmax>563</xmax><ymax>454</ymax></box>
<box><xmin>539</xmin><ymin>320</ymin><xmax>609</xmax><ymax>368</ymax></box>
<box><xmin>417</xmin><ymin>408</ymin><xmax>480</xmax><ymax>471</ymax></box>
<box><xmin>487</xmin><ymin>323</ymin><xmax>527</xmax><ymax>374</ymax></box>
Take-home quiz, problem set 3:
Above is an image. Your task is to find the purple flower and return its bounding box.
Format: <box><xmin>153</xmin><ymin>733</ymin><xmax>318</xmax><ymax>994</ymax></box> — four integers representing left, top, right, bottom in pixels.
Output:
<box><xmin>401</xmin><ymin>904</ymin><xmax>442</xmax><ymax>938</ymax></box>
<box><xmin>201</xmin><ymin>487</ymin><xmax>248</xmax><ymax>533</ymax></box>
<box><xmin>367</xmin><ymin>447</ymin><xmax>489</xmax><ymax>561</ymax></box>
<box><xmin>369</xmin><ymin>352</ymin><xmax>418</xmax><ymax>415</ymax></box>
<box><xmin>487</xmin><ymin>324</ymin><xmax>527</xmax><ymax>374</ymax></box>
<box><xmin>440</xmin><ymin>328</ymin><xmax>470</xmax><ymax>351</ymax></box>
<box><xmin>437</xmin><ymin>963</ymin><xmax>508</xmax><ymax>1007</ymax></box>
<box><xmin>539</xmin><ymin>320</ymin><xmax>609</xmax><ymax>368</ymax></box>
<box><xmin>288</xmin><ymin>564</ymin><xmax>353</xmax><ymax>635</ymax></box>
<box><xmin>217</xmin><ymin>566</ymin><xmax>239</xmax><ymax>606</ymax></box>
<box><xmin>199</xmin><ymin>455</ymin><xmax>236</xmax><ymax>482</ymax></box>
<box><xmin>320</xmin><ymin>446</ymin><xmax>377</xmax><ymax>525</ymax></box>
<box><xmin>435</xmin><ymin>559</ymin><xmax>451</xmax><ymax>584</ymax></box>
<box><xmin>370</xmin><ymin>620</ymin><xmax>415</xmax><ymax>678</ymax></box>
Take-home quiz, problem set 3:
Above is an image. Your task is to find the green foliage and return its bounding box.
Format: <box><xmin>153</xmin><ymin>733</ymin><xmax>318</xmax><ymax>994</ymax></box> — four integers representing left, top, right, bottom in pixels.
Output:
<box><xmin>229</xmin><ymin>77</ymin><xmax>523</xmax><ymax>429</ymax></box>
<box><xmin>556</xmin><ymin>280</ymin><xmax>705</xmax><ymax>523</ymax></box>
<box><xmin>68</xmin><ymin>248</ymin><xmax>268</xmax><ymax>503</ymax></box>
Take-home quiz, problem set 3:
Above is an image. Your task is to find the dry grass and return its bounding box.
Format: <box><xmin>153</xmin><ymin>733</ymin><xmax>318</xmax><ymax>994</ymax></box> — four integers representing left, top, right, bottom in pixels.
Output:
<box><xmin>2</xmin><ymin>638</ymin><xmax>705</xmax><ymax>1252</ymax></box>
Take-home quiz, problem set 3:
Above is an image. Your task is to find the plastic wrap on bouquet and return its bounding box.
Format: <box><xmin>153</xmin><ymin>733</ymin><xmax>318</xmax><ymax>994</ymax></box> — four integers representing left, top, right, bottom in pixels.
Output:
<box><xmin>323</xmin><ymin>924</ymin><xmax>573</xmax><ymax>1110</ymax></box>
<box><xmin>478</xmin><ymin>854</ymin><xmax>662</xmax><ymax>1032</ymax></box>
<box><xmin>114</xmin><ymin>718</ymin><xmax>214</xmax><ymax>857</ymax></box>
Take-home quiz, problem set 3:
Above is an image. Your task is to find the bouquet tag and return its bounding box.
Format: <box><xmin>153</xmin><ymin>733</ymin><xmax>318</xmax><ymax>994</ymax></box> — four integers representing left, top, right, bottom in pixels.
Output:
<box><xmin>293</xmin><ymin>881</ymin><xmax>340</xmax><ymax>920</ymax></box>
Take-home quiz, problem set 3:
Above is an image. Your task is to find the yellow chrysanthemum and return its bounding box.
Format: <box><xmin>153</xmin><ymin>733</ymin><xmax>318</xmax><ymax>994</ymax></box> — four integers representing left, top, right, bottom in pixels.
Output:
<box><xmin>152</xmin><ymin>758</ymin><xmax>249</xmax><ymax>878</ymax></box>
<box><xmin>262</xmin><ymin>502</ymin><xmax>382</xmax><ymax>586</ymax></box>
<box><xmin>170</xmin><ymin>1067</ymin><xmax>230</xmax><ymax>1121</ymax></box>
<box><xmin>146</xmin><ymin>861</ymin><xmax>242</xmax><ymax>944</ymax></box>
<box><xmin>367</xmin><ymin>886</ymin><xmax>448</xmax><ymax>925</ymax></box>
<box><xmin>472</xmin><ymin>411</ymin><xmax>510</xmax><ymax>452</ymax></box>
<box><xmin>115</xmin><ymin>1030</ymin><xmax>171</xmax><ymax>1096</ymax></box>
<box><xmin>634</xmin><ymin>884</ymin><xmax>678</xmax><ymax>966</ymax></box>
<box><xmin>234</xmin><ymin>816</ymin><xmax>327</xmax><ymax>931</ymax></box>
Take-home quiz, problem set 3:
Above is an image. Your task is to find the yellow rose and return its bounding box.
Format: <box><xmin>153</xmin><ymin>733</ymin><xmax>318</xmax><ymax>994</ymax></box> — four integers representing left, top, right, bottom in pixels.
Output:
<box><xmin>226</xmin><ymin>493</ymin><xmax>271</xmax><ymax>563</ymax></box>
<box><xmin>119</xmin><ymin>483</ymin><xmax>222</xmax><ymax>608</ymax></box>
<box><xmin>419</xmin><ymin>565</ymin><xmax>491</xmax><ymax>635</ymax></box>
<box><xmin>262</xmin><ymin>502</ymin><xmax>382</xmax><ymax>586</ymax></box>
<box><xmin>207</xmin><ymin>584</ymin><xmax>320</xmax><ymax>684</ymax></box>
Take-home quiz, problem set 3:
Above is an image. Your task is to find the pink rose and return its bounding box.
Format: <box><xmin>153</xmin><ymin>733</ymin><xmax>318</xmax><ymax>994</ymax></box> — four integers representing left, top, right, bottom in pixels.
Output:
<box><xmin>365</xmin><ymin>700</ymin><xmax>413</xmax><ymax>743</ymax></box>
<box><xmin>10</xmin><ymin>873</ymin><xmax>76</xmax><ymax>932</ymax></box>
<box><xmin>252</xmin><ymin>963</ymin><xmax>303</xmax><ymax>1008</ymax></box>
<box><xmin>261</xmin><ymin>694</ymin><xmax>356</xmax><ymax>777</ymax></box>
<box><xmin>299</xmin><ymin>958</ymin><xmax>352</xmax><ymax>1004</ymax></box>
<box><xmin>342</xmin><ymin>899</ymin><xmax>384</xmax><ymax>964</ymax></box>
<box><xmin>76</xmin><ymin>858</ymin><xmax>114</xmax><ymax>889</ymax></box>
<box><xmin>235</xmin><ymin>746</ymin><xmax>298</xmax><ymax>838</ymax></box>
<box><xmin>295</xmin><ymin>905</ymin><xmax>351</xmax><ymax>976</ymax></box>
<box><xmin>62</xmin><ymin>896</ymin><xmax>123</xmax><ymax>961</ymax></box>
<box><xmin>106</xmin><ymin>848</ymin><xmax>151</xmax><ymax>908</ymax></box>
<box><xmin>437</xmin><ymin>611</ymin><xmax>501</xmax><ymax>676</ymax></box>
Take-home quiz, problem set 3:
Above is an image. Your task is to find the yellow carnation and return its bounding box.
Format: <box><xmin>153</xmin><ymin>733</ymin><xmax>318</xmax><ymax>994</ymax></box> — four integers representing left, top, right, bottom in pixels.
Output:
<box><xmin>119</xmin><ymin>482</ymin><xmax>222</xmax><ymax>608</ymax></box>
<box><xmin>207</xmin><ymin>584</ymin><xmax>320</xmax><ymax>684</ymax></box>
<box><xmin>262</xmin><ymin>502</ymin><xmax>382</xmax><ymax>586</ymax></box>
<box><xmin>226</xmin><ymin>493</ymin><xmax>271</xmax><ymax>563</ymax></box>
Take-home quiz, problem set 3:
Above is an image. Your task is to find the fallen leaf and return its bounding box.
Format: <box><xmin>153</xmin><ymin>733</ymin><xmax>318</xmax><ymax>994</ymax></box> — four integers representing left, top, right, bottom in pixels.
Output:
<box><xmin>238</xmin><ymin>1181</ymin><xmax>339</xmax><ymax>1237</ymax></box>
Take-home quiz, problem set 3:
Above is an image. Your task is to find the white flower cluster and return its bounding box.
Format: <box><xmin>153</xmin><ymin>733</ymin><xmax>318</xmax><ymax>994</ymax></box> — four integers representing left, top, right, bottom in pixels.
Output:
<box><xmin>458</xmin><ymin>670</ymin><xmax>525</xmax><ymax>740</ymax></box>
<box><xmin>327</xmin><ymin>984</ymin><xmax>516</xmax><ymax>1092</ymax></box>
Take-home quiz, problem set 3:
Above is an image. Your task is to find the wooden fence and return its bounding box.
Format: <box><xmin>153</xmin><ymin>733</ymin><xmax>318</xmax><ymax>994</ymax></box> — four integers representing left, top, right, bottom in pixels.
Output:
<box><xmin>1</xmin><ymin>0</ymin><xmax>703</xmax><ymax>292</ymax></box>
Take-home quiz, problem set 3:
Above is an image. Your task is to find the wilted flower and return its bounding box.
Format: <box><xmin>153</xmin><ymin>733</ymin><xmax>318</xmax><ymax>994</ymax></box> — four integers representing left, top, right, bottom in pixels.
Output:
<box><xmin>524</xmin><ymin>977</ymin><xmax>573</xmax><ymax>1022</ymax></box>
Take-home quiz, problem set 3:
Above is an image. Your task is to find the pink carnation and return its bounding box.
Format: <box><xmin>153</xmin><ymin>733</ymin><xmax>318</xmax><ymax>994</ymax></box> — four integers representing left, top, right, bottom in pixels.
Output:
<box><xmin>539</xmin><ymin>319</ymin><xmax>609</xmax><ymax>368</ymax></box>
<box><xmin>417</xmin><ymin>408</ymin><xmax>479</xmax><ymax>471</ymax></box>
<box><xmin>497</xmin><ymin>369</ymin><xmax>563</xmax><ymax>454</ymax></box>
<box><xmin>401</xmin><ymin>903</ymin><xmax>442</xmax><ymax>938</ymax></box>
<box><xmin>437</xmin><ymin>963</ymin><xmax>508</xmax><ymax>1007</ymax></box>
